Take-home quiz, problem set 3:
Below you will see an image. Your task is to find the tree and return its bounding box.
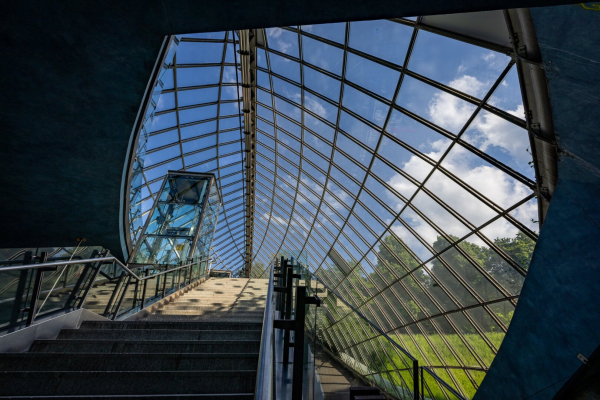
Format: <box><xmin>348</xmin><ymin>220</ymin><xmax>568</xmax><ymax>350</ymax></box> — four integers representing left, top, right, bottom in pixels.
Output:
<box><xmin>368</xmin><ymin>231</ymin><xmax>534</xmax><ymax>332</ymax></box>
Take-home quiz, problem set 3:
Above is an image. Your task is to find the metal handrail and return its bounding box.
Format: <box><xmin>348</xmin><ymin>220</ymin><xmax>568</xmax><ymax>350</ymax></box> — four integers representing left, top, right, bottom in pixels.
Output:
<box><xmin>421</xmin><ymin>366</ymin><xmax>467</xmax><ymax>400</ymax></box>
<box><xmin>254</xmin><ymin>263</ymin><xmax>275</xmax><ymax>400</ymax></box>
<box><xmin>0</xmin><ymin>255</ymin><xmax>211</xmax><ymax>282</ymax></box>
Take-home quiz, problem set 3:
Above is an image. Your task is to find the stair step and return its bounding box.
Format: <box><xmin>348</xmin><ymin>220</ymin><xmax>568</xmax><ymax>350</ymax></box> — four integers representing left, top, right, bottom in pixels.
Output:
<box><xmin>79</xmin><ymin>320</ymin><xmax>263</xmax><ymax>331</ymax></box>
<box><xmin>154</xmin><ymin>309</ymin><xmax>264</xmax><ymax>316</ymax></box>
<box><xmin>57</xmin><ymin>329</ymin><xmax>261</xmax><ymax>341</ymax></box>
<box><xmin>160</xmin><ymin>305</ymin><xmax>264</xmax><ymax>311</ymax></box>
<box><xmin>0</xmin><ymin>353</ymin><xmax>259</xmax><ymax>372</ymax></box>
<box><xmin>29</xmin><ymin>340</ymin><xmax>261</xmax><ymax>354</ymax></box>
<box><xmin>145</xmin><ymin>315</ymin><xmax>265</xmax><ymax>322</ymax></box>
<box><xmin>0</xmin><ymin>371</ymin><xmax>256</xmax><ymax>396</ymax></box>
<box><xmin>0</xmin><ymin>395</ymin><xmax>253</xmax><ymax>399</ymax></box>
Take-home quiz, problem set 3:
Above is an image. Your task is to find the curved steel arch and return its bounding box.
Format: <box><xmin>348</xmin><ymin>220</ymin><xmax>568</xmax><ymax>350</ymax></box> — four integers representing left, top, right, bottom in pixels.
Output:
<box><xmin>124</xmin><ymin>12</ymin><xmax>557</xmax><ymax>397</ymax></box>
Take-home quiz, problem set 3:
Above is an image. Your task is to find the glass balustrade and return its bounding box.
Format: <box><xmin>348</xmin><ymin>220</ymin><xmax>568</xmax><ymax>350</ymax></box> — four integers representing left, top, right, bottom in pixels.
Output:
<box><xmin>267</xmin><ymin>256</ymin><xmax>466</xmax><ymax>400</ymax></box>
<box><xmin>0</xmin><ymin>247</ymin><xmax>212</xmax><ymax>333</ymax></box>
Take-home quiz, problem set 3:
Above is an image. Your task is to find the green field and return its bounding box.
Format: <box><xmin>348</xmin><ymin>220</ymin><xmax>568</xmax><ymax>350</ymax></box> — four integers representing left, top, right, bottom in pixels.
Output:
<box><xmin>369</xmin><ymin>332</ymin><xmax>506</xmax><ymax>399</ymax></box>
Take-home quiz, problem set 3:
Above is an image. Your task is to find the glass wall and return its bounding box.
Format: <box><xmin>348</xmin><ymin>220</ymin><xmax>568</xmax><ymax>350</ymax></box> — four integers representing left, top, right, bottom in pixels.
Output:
<box><xmin>127</xmin><ymin>18</ymin><xmax>539</xmax><ymax>398</ymax></box>
<box><xmin>128</xmin><ymin>32</ymin><xmax>247</xmax><ymax>274</ymax></box>
<box><xmin>130</xmin><ymin>172</ymin><xmax>216</xmax><ymax>266</ymax></box>
<box><xmin>249</xmin><ymin>19</ymin><xmax>537</xmax><ymax>398</ymax></box>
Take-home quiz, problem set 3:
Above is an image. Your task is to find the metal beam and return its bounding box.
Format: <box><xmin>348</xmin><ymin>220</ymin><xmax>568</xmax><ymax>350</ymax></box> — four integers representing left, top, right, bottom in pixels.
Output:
<box><xmin>239</xmin><ymin>29</ymin><xmax>257</xmax><ymax>277</ymax></box>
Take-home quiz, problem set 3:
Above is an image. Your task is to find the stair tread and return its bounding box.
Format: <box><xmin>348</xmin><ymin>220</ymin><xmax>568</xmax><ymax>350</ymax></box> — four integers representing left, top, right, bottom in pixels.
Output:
<box><xmin>0</xmin><ymin>371</ymin><xmax>256</xmax><ymax>396</ymax></box>
<box><xmin>80</xmin><ymin>321</ymin><xmax>262</xmax><ymax>330</ymax></box>
<box><xmin>0</xmin><ymin>353</ymin><xmax>259</xmax><ymax>372</ymax></box>
<box><xmin>2</xmin><ymin>278</ymin><xmax>269</xmax><ymax>397</ymax></box>
<box><xmin>33</xmin><ymin>339</ymin><xmax>261</xmax><ymax>344</ymax></box>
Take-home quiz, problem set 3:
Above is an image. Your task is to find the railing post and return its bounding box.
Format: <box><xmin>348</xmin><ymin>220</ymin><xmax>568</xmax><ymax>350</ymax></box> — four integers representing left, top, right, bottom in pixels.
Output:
<box><xmin>103</xmin><ymin>271</ymin><xmax>126</xmax><ymax>318</ymax></box>
<box><xmin>178</xmin><ymin>263</ymin><xmax>183</xmax><ymax>289</ymax></box>
<box><xmin>162</xmin><ymin>266</ymin><xmax>168</xmax><ymax>298</ymax></box>
<box><xmin>140</xmin><ymin>268</ymin><xmax>149</xmax><ymax>309</ymax></box>
<box><xmin>292</xmin><ymin>285</ymin><xmax>307</xmax><ymax>400</ymax></box>
<box><xmin>291</xmin><ymin>285</ymin><xmax>320</xmax><ymax>400</ymax></box>
<box><xmin>413</xmin><ymin>359</ymin><xmax>420</xmax><ymax>400</ymax></box>
<box><xmin>26</xmin><ymin>252</ymin><xmax>48</xmax><ymax>326</ymax></box>
<box><xmin>420</xmin><ymin>367</ymin><xmax>424</xmax><ymax>400</ymax></box>
<box><xmin>62</xmin><ymin>264</ymin><xmax>70</xmax><ymax>288</ymax></box>
<box><xmin>112</xmin><ymin>274</ymin><xmax>132</xmax><ymax>320</ymax></box>
<box><xmin>76</xmin><ymin>251</ymin><xmax>107</xmax><ymax>309</ymax></box>
<box><xmin>277</xmin><ymin>259</ymin><xmax>288</xmax><ymax>314</ymax></box>
<box><xmin>10</xmin><ymin>252</ymin><xmax>33</xmax><ymax>326</ymax></box>
<box><xmin>283</xmin><ymin>264</ymin><xmax>301</xmax><ymax>365</ymax></box>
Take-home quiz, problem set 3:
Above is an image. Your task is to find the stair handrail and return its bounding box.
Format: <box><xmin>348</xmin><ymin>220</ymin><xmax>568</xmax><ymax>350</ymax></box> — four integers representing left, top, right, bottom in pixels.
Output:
<box><xmin>255</xmin><ymin>262</ymin><xmax>275</xmax><ymax>400</ymax></box>
<box><xmin>0</xmin><ymin>255</ymin><xmax>211</xmax><ymax>282</ymax></box>
<box><xmin>421</xmin><ymin>365</ymin><xmax>467</xmax><ymax>400</ymax></box>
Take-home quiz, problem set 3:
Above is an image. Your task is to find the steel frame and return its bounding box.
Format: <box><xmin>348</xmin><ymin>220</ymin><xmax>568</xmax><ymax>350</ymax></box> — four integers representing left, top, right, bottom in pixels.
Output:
<box><xmin>245</xmin><ymin>17</ymin><xmax>550</xmax><ymax>396</ymax></box>
<box><xmin>125</xmin><ymin>14</ymin><xmax>556</xmax><ymax>397</ymax></box>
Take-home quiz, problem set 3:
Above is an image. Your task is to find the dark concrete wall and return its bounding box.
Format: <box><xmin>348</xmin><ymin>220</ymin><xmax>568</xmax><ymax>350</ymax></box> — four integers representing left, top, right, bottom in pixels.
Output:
<box><xmin>474</xmin><ymin>4</ymin><xmax>600</xmax><ymax>399</ymax></box>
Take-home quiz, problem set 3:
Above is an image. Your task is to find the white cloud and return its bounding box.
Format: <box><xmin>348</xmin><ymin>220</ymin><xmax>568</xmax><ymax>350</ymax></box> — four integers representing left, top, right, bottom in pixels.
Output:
<box><xmin>267</xmin><ymin>27</ymin><xmax>292</xmax><ymax>55</ymax></box>
<box><xmin>510</xmin><ymin>199</ymin><xmax>539</xmax><ymax>233</ymax></box>
<box><xmin>428</xmin><ymin>75</ymin><xmax>482</xmax><ymax>132</ymax></box>
<box><xmin>385</xmin><ymin>119</ymin><xmax>532</xmax><ymax>250</ymax></box>
<box><xmin>483</xmin><ymin>52</ymin><xmax>496</xmax><ymax>62</ymax></box>
<box><xmin>450</xmin><ymin>75</ymin><xmax>487</xmax><ymax>96</ymax></box>
<box><xmin>467</xmin><ymin>105</ymin><xmax>530</xmax><ymax>163</ymax></box>
<box><xmin>429</xmin><ymin>75</ymin><xmax>530</xmax><ymax>164</ymax></box>
<box><xmin>222</xmin><ymin>68</ymin><xmax>237</xmax><ymax>83</ymax></box>
<box><xmin>304</xmin><ymin>96</ymin><xmax>329</xmax><ymax>119</ymax></box>
<box><xmin>267</xmin><ymin>28</ymin><xmax>283</xmax><ymax>38</ymax></box>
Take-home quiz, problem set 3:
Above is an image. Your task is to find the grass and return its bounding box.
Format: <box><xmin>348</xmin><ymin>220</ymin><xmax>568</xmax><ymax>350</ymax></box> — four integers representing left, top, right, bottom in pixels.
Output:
<box><xmin>385</xmin><ymin>332</ymin><xmax>506</xmax><ymax>399</ymax></box>
<box><xmin>323</xmin><ymin>320</ymin><xmax>506</xmax><ymax>400</ymax></box>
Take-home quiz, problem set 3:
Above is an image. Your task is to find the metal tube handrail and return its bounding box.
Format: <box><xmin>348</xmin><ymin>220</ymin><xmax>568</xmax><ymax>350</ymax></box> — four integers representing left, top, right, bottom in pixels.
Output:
<box><xmin>254</xmin><ymin>263</ymin><xmax>275</xmax><ymax>400</ymax></box>
<box><xmin>311</xmin><ymin>274</ymin><xmax>417</xmax><ymax>362</ymax></box>
<box><xmin>421</xmin><ymin>366</ymin><xmax>467</xmax><ymax>400</ymax></box>
<box><xmin>0</xmin><ymin>256</ymin><xmax>211</xmax><ymax>282</ymax></box>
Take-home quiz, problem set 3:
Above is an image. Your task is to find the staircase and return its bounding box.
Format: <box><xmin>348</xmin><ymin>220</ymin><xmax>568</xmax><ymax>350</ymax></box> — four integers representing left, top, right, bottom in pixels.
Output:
<box><xmin>0</xmin><ymin>277</ymin><xmax>269</xmax><ymax>398</ymax></box>
<box><xmin>150</xmin><ymin>277</ymin><xmax>268</xmax><ymax>321</ymax></box>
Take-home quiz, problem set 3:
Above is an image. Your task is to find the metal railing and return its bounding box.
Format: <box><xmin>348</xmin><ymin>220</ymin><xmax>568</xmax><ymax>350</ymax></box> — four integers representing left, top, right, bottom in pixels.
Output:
<box><xmin>421</xmin><ymin>366</ymin><xmax>467</xmax><ymax>400</ymax></box>
<box><xmin>0</xmin><ymin>250</ymin><xmax>212</xmax><ymax>332</ymax></box>
<box><xmin>259</xmin><ymin>256</ymin><xmax>466</xmax><ymax>400</ymax></box>
<box><xmin>254</xmin><ymin>261</ymin><xmax>276</xmax><ymax>400</ymax></box>
<box><xmin>0</xmin><ymin>256</ymin><xmax>208</xmax><ymax>280</ymax></box>
<box><xmin>310</xmin><ymin>273</ymin><xmax>467</xmax><ymax>400</ymax></box>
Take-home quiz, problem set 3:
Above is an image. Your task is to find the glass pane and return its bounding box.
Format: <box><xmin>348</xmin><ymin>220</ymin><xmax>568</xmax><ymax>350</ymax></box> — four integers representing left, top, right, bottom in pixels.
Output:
<box><xmin>409</xmin><ymin>30</ymin><xmax>511</xmax><ymax>98</ymax></box>
<box><xmin>301</xmin><ymin>23</ymin><xmax>346</xmax><ymax>44</ymax></box>
<box><xmin>302</xmin><ymin>36</ymin><xmax>344</xmax><ymax>75</ymax></box>
<box><xmin>349</xmin><ymin>20</ymin><xmax>413</xmax><ymax>65</ymax></box>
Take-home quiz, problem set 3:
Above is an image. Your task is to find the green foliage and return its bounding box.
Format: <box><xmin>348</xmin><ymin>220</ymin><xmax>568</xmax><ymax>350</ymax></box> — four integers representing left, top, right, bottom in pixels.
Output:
<box><xmin>319</xmin><ymin>230</ymin><xmax>534</xmax><ymax>398</ymax></box>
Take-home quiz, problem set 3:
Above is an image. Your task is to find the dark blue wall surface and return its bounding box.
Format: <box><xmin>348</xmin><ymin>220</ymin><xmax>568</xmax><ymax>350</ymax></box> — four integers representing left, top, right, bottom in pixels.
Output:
<box><xmin>474</xmin><ymin>4</ymin><xmax>600</xmax><ymax>399</ymax></box>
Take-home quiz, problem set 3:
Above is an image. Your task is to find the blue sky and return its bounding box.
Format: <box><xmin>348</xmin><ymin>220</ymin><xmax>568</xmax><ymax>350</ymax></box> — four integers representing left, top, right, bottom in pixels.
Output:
<box><xmin>129</xmin><ymin>21</ymin><xmax>538</xmax><ymax>334</ymax></box>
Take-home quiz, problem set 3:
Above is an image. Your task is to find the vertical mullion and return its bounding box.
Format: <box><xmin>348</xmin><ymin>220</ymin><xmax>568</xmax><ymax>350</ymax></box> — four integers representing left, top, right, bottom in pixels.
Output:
<box><xmin>231</xmin><ymin>30</ymin><xmax>248</xmax><ymax>270</ymax></box>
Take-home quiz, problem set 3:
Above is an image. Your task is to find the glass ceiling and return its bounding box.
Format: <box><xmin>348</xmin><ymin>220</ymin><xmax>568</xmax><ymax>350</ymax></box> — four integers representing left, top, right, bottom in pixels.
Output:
<box><xmin>128</xmin><ymin>17</ymin><xmax>540</xmax><ymax>398</ymax></box>
<box><xmin>129</xmin><ymin>31</ymin><xmax>247</xmax><ymax>273</ymax></box>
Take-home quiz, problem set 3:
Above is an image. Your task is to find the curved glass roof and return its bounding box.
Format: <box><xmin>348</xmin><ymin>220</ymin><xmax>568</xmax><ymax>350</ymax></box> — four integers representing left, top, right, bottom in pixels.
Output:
<box><xmin>129</xmin><ymin>17</ymin><xmax>540</xmax><ymax>397</ymax></box>
<box><xmin>128</xmin><ymin>31</ymin><xmax>247</xmax><ymax>273</ymax></box>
